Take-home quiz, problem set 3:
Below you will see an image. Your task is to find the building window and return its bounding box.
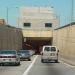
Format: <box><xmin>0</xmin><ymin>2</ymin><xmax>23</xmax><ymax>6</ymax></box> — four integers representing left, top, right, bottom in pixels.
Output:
<box><xmin>45</xmin><ymin>23</ymin><xmax>52</xmax><ymax>27</ymax></box>
<box><xmin>23</xmin><ymin>23</ymin><xmax>31</xmax><ymax>27</ymax></box>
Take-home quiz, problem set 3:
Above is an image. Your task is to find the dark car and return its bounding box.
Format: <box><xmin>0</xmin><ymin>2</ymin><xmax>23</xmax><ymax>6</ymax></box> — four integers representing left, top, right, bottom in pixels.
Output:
<box><xmin>18</xmin><ymin>50</ymin><xmax>31</xmax><ymax>61</ymax></box>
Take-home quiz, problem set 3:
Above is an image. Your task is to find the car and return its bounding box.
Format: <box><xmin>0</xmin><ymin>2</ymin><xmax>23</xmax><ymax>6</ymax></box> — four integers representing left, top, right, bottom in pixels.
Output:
<box><xmin>0</xmin><ymin>50</ymin><xmax>20</xmax><ymax>66</ymax></box>
<box><xmin>18</xmin><ymin>50</ymin><xmax>31</xmax><ymax>61</ymax></box>
<box><xmin>41</xmin><ymin>45</ymin><xmax>59</xmax><ymax>63</ymax></box>
<box><xmin>29</xmin><ymin>50</ymin><xmax>35</xmax><ymax>56</ymax></box>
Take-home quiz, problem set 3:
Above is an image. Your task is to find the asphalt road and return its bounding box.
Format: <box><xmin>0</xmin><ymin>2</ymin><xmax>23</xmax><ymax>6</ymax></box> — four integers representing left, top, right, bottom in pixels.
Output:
<box><xmin>0</xmin><ymin>56</ymin><xmax>36</xmax><ymax>75</ymax></box>
<box><xmin>0</xmin><ymin>55</ymin><xmax>75</xmax><ymax>75</ymax></box>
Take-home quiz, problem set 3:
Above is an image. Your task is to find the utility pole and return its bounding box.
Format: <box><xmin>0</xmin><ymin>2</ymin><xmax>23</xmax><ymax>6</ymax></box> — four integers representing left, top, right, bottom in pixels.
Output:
<box><xmin>15</xmin><ymin>7</ymin><xmax>19</xmax><ymax>28</ymax></box>
<box><xmin>17</xmin><ymin>17</ymin><xmax>19</xmax><ymax>28</ymax></box>
<box><xmin>71</xmin><ymin>0</ymin><xmax>74</xmax><ymax>23</ymax></box>
<box><xmin>6</xmin><ymin>7</ymin><xmax>8</xmax><ymax>24</ymax></box>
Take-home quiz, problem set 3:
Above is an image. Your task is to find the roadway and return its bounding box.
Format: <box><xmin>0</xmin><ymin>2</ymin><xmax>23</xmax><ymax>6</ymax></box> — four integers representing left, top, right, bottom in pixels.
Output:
<box><xmin>0</xmin><ymin>55</ymin><xmax>75</xmax><ymax>75</ymax></box>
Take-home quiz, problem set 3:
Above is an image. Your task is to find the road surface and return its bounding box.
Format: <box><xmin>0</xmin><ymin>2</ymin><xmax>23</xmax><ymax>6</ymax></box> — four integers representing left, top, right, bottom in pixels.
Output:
<box><xmin>0</xmin><ymin>55</ymin><xmax>75</xmax><ymax>75</ymax></box>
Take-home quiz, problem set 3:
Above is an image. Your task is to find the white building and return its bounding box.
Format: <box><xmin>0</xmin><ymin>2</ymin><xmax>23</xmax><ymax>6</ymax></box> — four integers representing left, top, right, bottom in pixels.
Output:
<box><xmin>19</xmin><ymin>7</ymin><xmax>59</xmax><ymax>29</ymax></box>
<box><xmin>18</xmin><ymin>7</ymin><xmax>59</xmax><ymax>53</ymax></box>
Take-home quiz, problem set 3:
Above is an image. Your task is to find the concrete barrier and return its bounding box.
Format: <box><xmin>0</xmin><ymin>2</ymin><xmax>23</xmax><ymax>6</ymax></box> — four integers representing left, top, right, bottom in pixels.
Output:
<box><xmin>0</xmin><ymin>25</ymin><xmax>23</xmax><ymax>51</ymax></box>
<box><xmin>53</xmin><ymin>22</ymin><xmax>75</xmax><ymax>65</ymax></box>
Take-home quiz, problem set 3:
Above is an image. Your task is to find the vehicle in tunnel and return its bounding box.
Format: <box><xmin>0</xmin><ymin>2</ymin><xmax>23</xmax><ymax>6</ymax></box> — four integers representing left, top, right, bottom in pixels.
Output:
<box><xmin>18</xmin><ymin>50</ymin><xmax>31</xmax><ymax>61</ymax></box>
<box><xmin>22</xmin><ymin>37</ymin><xmax>53</xmax><ymax>54</ymax></box>
<box><xmin>41</xmin><ymin>46</ymin><xmax>59</xmax><ymax>63</ymax></box>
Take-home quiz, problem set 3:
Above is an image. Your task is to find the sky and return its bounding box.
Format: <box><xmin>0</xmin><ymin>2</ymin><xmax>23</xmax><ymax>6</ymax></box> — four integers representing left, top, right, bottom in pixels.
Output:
<box><xmin>0</xmin><ymin>0</ymin><xmax>75</xmax><ymax>27</ymax></box>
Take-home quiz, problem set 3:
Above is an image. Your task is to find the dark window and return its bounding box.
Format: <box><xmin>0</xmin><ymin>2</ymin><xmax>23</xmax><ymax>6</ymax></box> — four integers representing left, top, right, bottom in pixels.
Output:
<box><xmin>44</xmin><ymin>47</ymin><xmax>50</xmax><ymax>51</ymax></box>
<box><xmin>0</xmin><ymin>50</ymin><xmax>16</xmax><ymax>54</ymax></box>
<box><xmin>23</xmin><ymin>23</ymin><xmax>31</xmax><ymax>27</ymax></box>
<box><xmin>45</xmin><ymin>23</ymin><xmax>52</xmax><ymax>27</ymax></box>
<box><xmin>44</xmin><ymin>47</ymin><xmax>56</xmax><ymax>51</ymax></box>
<box><xmin>51</xmin><ymin>47</ymin><xmax>56</xmax><ymax>51</ymax></box>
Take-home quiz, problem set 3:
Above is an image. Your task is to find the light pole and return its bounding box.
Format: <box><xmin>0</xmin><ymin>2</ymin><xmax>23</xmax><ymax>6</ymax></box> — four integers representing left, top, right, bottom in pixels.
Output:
<box><xmin>6</xmin><ymin>7</ymin><xmax>8</xmax><ymax>24</ymax></box>
<box><xmin>71</xmin><ymin>0</ymin><xmax>74</xmax><ymax>23</ymax></box>
<box><xmin>15</xmin><ymin>7</ymin><xmax>19</xmax><ymax>28</ymax></box>
<box><xmin>6</xmin><ymin>7</ymin><xmax>19</xmax><ymax>26</ymax></box>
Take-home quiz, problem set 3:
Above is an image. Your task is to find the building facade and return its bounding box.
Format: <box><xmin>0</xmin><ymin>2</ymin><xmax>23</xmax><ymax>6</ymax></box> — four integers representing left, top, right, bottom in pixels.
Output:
<box><xmin>18</xmin><ymin>7</ymin><xmax>59</xmax><ymax>53</ymax></box>
<box><xmin>0</xmin><ymin>19</ymin><xmax>6</xmax><ymax>25</ymax></box>
<box><xmin>19</xmin><ymin>7</ymin><xmax>59</xmax><ymax>38</ymax></box>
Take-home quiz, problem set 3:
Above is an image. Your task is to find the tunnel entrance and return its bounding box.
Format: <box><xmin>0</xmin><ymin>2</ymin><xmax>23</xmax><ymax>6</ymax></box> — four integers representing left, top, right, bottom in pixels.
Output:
<box><xmin>22</xmin><ymin>37</ymin><xmax>53</xmax><ymax>54</ymax></box>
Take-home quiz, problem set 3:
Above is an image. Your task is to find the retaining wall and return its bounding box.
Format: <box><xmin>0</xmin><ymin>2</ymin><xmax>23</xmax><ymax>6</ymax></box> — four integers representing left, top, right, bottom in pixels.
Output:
<box><xmin>0</xmin><ymin>25</ymin><xmax>22</xmax><ymax>50</ymax></box>
<box><xmin>53</xmin><ymin>23</ymin><xmax>75</xmax><ymax>65</ymax></box>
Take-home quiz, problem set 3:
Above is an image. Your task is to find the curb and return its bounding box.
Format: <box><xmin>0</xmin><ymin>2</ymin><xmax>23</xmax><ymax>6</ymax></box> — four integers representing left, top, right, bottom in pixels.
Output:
<box><xmin>59</xmin><ymin>57</ymin><xmax>75</xmax><ymax>66</ymax></box>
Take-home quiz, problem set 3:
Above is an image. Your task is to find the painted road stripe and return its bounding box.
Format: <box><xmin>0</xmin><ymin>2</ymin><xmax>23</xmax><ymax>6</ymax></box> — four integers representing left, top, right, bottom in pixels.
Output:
<box><xmin>22</xmin><ymin>55</ymin><xmax>38</xmax><ymax>75</ymax></box>
<box><xmin>60</xmin><ymin>60</ymin><xmax>75</xmax><ymax>68</ymax></box>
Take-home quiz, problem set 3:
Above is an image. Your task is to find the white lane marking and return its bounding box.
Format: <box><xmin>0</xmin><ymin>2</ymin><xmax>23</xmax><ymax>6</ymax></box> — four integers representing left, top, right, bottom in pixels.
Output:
<box><xmin>60</xmin><ymin>60</ymin><xmax>75</xmax><ymax>68</ymax></box>
<box><xmin>22</xmin><ymin>55</ymin><xmax>38</xmax><ymax>75</ymax></box>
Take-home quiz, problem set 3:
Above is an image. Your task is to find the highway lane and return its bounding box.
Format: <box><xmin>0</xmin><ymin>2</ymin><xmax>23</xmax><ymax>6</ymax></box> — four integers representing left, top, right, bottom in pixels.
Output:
<box><xmin>0</xmin><ymin>56</ymin><xmax>35</xmax><ymax>75</ymax></box>
<box><xmin>27</xmin><ymin>55</ymin><xmax>75</xmax><ymax>75</ymax></box>
<box><xmin>0</xmin><ymin>55</ymin><xmax>75</xmax><ymax>75</ymax></box>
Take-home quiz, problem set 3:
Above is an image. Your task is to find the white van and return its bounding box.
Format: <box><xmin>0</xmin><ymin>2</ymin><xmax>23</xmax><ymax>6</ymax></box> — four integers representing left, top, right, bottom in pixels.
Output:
<box><xmin>41</xmin><ymin>46</ymin><xmax>59</xmax><ymax>63</ymax></box>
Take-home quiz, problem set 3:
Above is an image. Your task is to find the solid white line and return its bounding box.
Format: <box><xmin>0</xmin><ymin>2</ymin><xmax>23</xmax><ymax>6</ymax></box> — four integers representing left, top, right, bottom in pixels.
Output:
<box><xmin>22</xmin><ymin>55</ymin><xmax>38</xmax><ymax>75</ymax></box>
<box><xmin>60</xmin><ymin>60</ymin><xmax>74</xmax><ymax>68</ymax></box>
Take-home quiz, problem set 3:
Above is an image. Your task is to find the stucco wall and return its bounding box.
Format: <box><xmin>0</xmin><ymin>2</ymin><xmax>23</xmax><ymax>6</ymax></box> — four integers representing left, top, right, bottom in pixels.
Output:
<box><xmin>19</xmin><ymin>18</ymin><xmax>59</xmax><ymax>30</ymax></box>
<box><xmin>19</xmin><ymin>7</ymin><xmax>59</xmax><ymax>30</ymax></box>
<box><xmin>53</xmin><ymin>24</ymin><xmax>75</xmax><ymax>63</ymax></box>
<box><xmin>22</xmin><ymin>30</ymin><xmax>53</xmax><ymax>37</ymax></box>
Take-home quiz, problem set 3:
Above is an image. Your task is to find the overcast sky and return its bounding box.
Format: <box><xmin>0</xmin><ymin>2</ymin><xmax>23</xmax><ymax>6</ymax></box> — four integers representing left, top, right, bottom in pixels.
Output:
<box><xmin>0</xmin><ymin>0</ymin><xmax>75</xmax><ymax>27</ymax></box>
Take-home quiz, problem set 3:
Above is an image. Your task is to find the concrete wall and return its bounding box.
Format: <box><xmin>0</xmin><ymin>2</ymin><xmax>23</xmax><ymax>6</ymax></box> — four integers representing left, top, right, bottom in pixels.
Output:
<box><xmin>22</xmin><ymin>30</ymin><xmax>53</xmax><ymax>37</ymax></box>
<box><xmin>53</xmin><ymin>24</ymin><xmax>75</xmax><ymax>64</ymax></box>
<box><xmin>0</xmin><ymin>25</ymin><xmax>22</xmax><ymax>50</ymax></box>
<box><xmin>19</xmin><ymin>7</ymin><xmax>59</xmax><ymax>38</ymax></box>
<box><xmin>19</xmin><ymin>18</ymin><xmax>59</xmax><ymax>30</ymax></box>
